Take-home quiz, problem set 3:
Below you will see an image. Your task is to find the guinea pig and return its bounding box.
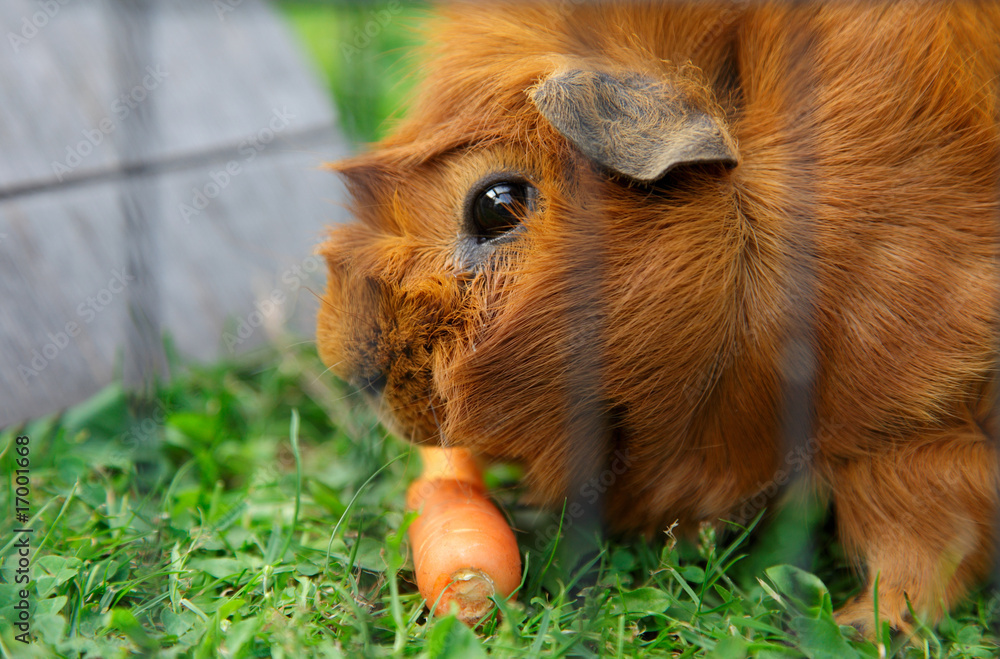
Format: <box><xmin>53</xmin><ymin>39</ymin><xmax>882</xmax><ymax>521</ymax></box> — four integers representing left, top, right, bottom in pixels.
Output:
<box><xmin>316</xmin><ymin>1</ymin><xmax>1000</xmax><ymax>632</ymax></box>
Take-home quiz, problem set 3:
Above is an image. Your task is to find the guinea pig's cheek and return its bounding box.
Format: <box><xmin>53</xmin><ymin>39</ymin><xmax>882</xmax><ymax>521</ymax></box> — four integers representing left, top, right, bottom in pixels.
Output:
<box><xmin>383</xmin><ymin>359</ymin><xmax>432</xmax><ymax>436</ymax></box>
<box><xmin>376</xmin><ymin>321</ymin><xmax>463</xmax><ymax>445</ymax></box>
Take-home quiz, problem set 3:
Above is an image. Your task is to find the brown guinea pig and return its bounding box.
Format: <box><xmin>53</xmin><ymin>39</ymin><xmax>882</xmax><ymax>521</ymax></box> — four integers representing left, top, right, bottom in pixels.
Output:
<box><xmin>316</xmin><ymin>1</ymin><xmax>1000</xmax><ymax>631</ymax></box>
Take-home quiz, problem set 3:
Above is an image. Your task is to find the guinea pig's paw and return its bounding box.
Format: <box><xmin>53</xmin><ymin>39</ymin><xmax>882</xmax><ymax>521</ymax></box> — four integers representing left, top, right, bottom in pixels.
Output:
<box><xmin>834</xmin><ymin>589</ymin><xmax>916</xmax><ymax>640</ymax></box>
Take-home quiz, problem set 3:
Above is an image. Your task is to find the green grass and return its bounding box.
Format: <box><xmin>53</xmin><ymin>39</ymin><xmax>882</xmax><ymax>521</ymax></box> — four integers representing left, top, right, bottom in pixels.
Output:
<box><xmin>2</xmin><ymin>340</ymin><xmax>998</xmax><ymax>657</ymax></box>
<box><xmin>2</xmin><ymin>3</ymin><xmax>999</xmax><ymax>657</ymax></box>
<box><xmin>279</xmin><ymin>0</ymin><xmax>429</xmax><ymax>145</ymax></box>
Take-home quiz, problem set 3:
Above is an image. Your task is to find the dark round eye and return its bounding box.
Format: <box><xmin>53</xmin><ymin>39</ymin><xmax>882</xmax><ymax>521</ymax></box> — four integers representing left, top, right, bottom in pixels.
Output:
<box><xmin>469</xmin><ymin>180</ymin><xmax>537</xmax><ymax>243</ymax></box>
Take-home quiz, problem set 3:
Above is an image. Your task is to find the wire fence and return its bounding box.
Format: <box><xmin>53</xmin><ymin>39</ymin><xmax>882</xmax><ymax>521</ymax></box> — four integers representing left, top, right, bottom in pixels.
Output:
<box><xmin>4</xmin><ymin>0</ymin><xmax>999</xmax><ymax>642</ymax></box>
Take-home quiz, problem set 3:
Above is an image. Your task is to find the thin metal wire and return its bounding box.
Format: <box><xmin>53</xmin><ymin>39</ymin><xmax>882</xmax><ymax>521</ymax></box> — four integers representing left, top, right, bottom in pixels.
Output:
<box><xmin>770</xmin><ymin>1</ymin><xmax>821</xmax><ymax>572</ymax></box>
<box><xmin>114</xmin><ymin>0</ymin><xmax>167</xmax><ymax>490</ymax></box>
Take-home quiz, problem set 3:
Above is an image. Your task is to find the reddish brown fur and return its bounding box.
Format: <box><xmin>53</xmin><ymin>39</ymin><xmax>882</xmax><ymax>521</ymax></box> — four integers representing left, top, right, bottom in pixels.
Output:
<box><xmin>316</xmin><ymin>1</ymin><xmax>1000</xmax><ymax>631</ymax></box>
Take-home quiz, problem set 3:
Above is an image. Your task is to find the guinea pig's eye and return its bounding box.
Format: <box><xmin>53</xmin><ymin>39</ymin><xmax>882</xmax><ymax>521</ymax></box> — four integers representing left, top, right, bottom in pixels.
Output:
<box><xmin>468</xmin><ymin>179</ymin><xmax>538</xmax><ymax>243</ymax></box>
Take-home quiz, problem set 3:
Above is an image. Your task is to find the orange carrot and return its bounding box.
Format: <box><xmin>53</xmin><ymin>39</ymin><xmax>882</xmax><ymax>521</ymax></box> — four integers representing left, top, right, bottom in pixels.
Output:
<box><xmin>406</xmin><ymin>446</ymin><xmax>521</xmax><ymax>625</ymax></box>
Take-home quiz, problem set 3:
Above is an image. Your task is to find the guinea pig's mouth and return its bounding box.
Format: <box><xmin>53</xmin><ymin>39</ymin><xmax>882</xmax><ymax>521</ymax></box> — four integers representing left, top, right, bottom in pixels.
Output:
<box><xmin>355</xmin><ymin>372</ymin><xmax>387</xmax><ymax>397</ymax></box>
<box><xmin>350</xmin><ymin>352</ymin><xmax>452</xmax><ymax>446</ymax></box>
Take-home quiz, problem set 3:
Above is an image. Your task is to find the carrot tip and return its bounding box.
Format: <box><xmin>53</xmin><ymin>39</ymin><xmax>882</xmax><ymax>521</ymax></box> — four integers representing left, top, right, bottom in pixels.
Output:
<box><xmin>435</xmin><ymin>568</ymin><xmax>497</xmax><ymax>625</ymax></box>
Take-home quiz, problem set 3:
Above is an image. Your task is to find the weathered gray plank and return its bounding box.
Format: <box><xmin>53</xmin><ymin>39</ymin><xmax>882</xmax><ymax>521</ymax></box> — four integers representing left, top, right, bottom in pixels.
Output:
<box><xmin>0</xmin><ymin>0</ymin><xmax>349</xmax><ymax>427</ymax></box>
<box><xmin>0</xmin><ymin>0</ymin><xmax>337</xmax><ymax>194</ymax></box>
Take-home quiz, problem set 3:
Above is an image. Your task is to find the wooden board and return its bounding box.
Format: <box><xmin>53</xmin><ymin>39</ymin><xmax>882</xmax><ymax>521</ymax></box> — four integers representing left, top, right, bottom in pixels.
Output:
<box><xmin>0</xmin><ymin>0</ymin><xmax>351</xmax><ymax>427</ymax></box>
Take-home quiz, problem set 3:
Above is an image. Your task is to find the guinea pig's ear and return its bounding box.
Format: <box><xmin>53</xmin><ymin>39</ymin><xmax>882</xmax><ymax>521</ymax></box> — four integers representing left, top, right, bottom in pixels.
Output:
<box><xmin>530</xmin><ymin>68</ymin><xmax>738</xmax><ymax>182</ymax></box>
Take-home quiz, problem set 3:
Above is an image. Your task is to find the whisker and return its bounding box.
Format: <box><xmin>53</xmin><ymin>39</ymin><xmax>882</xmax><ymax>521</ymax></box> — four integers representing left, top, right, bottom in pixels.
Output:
<box><xmin>310</xmin><ymin>361</ymin><xmax>345</xmax><ymax>386</ymax></box>
<box><xmin>280</xmin><ymin>339</ymin><xmax>321</xmax><ymax>350</ymax></box>
<box><xmin>428</xmin><ymin>398</ymin><xmax>448</xmax><ymax>447</ymax></box>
